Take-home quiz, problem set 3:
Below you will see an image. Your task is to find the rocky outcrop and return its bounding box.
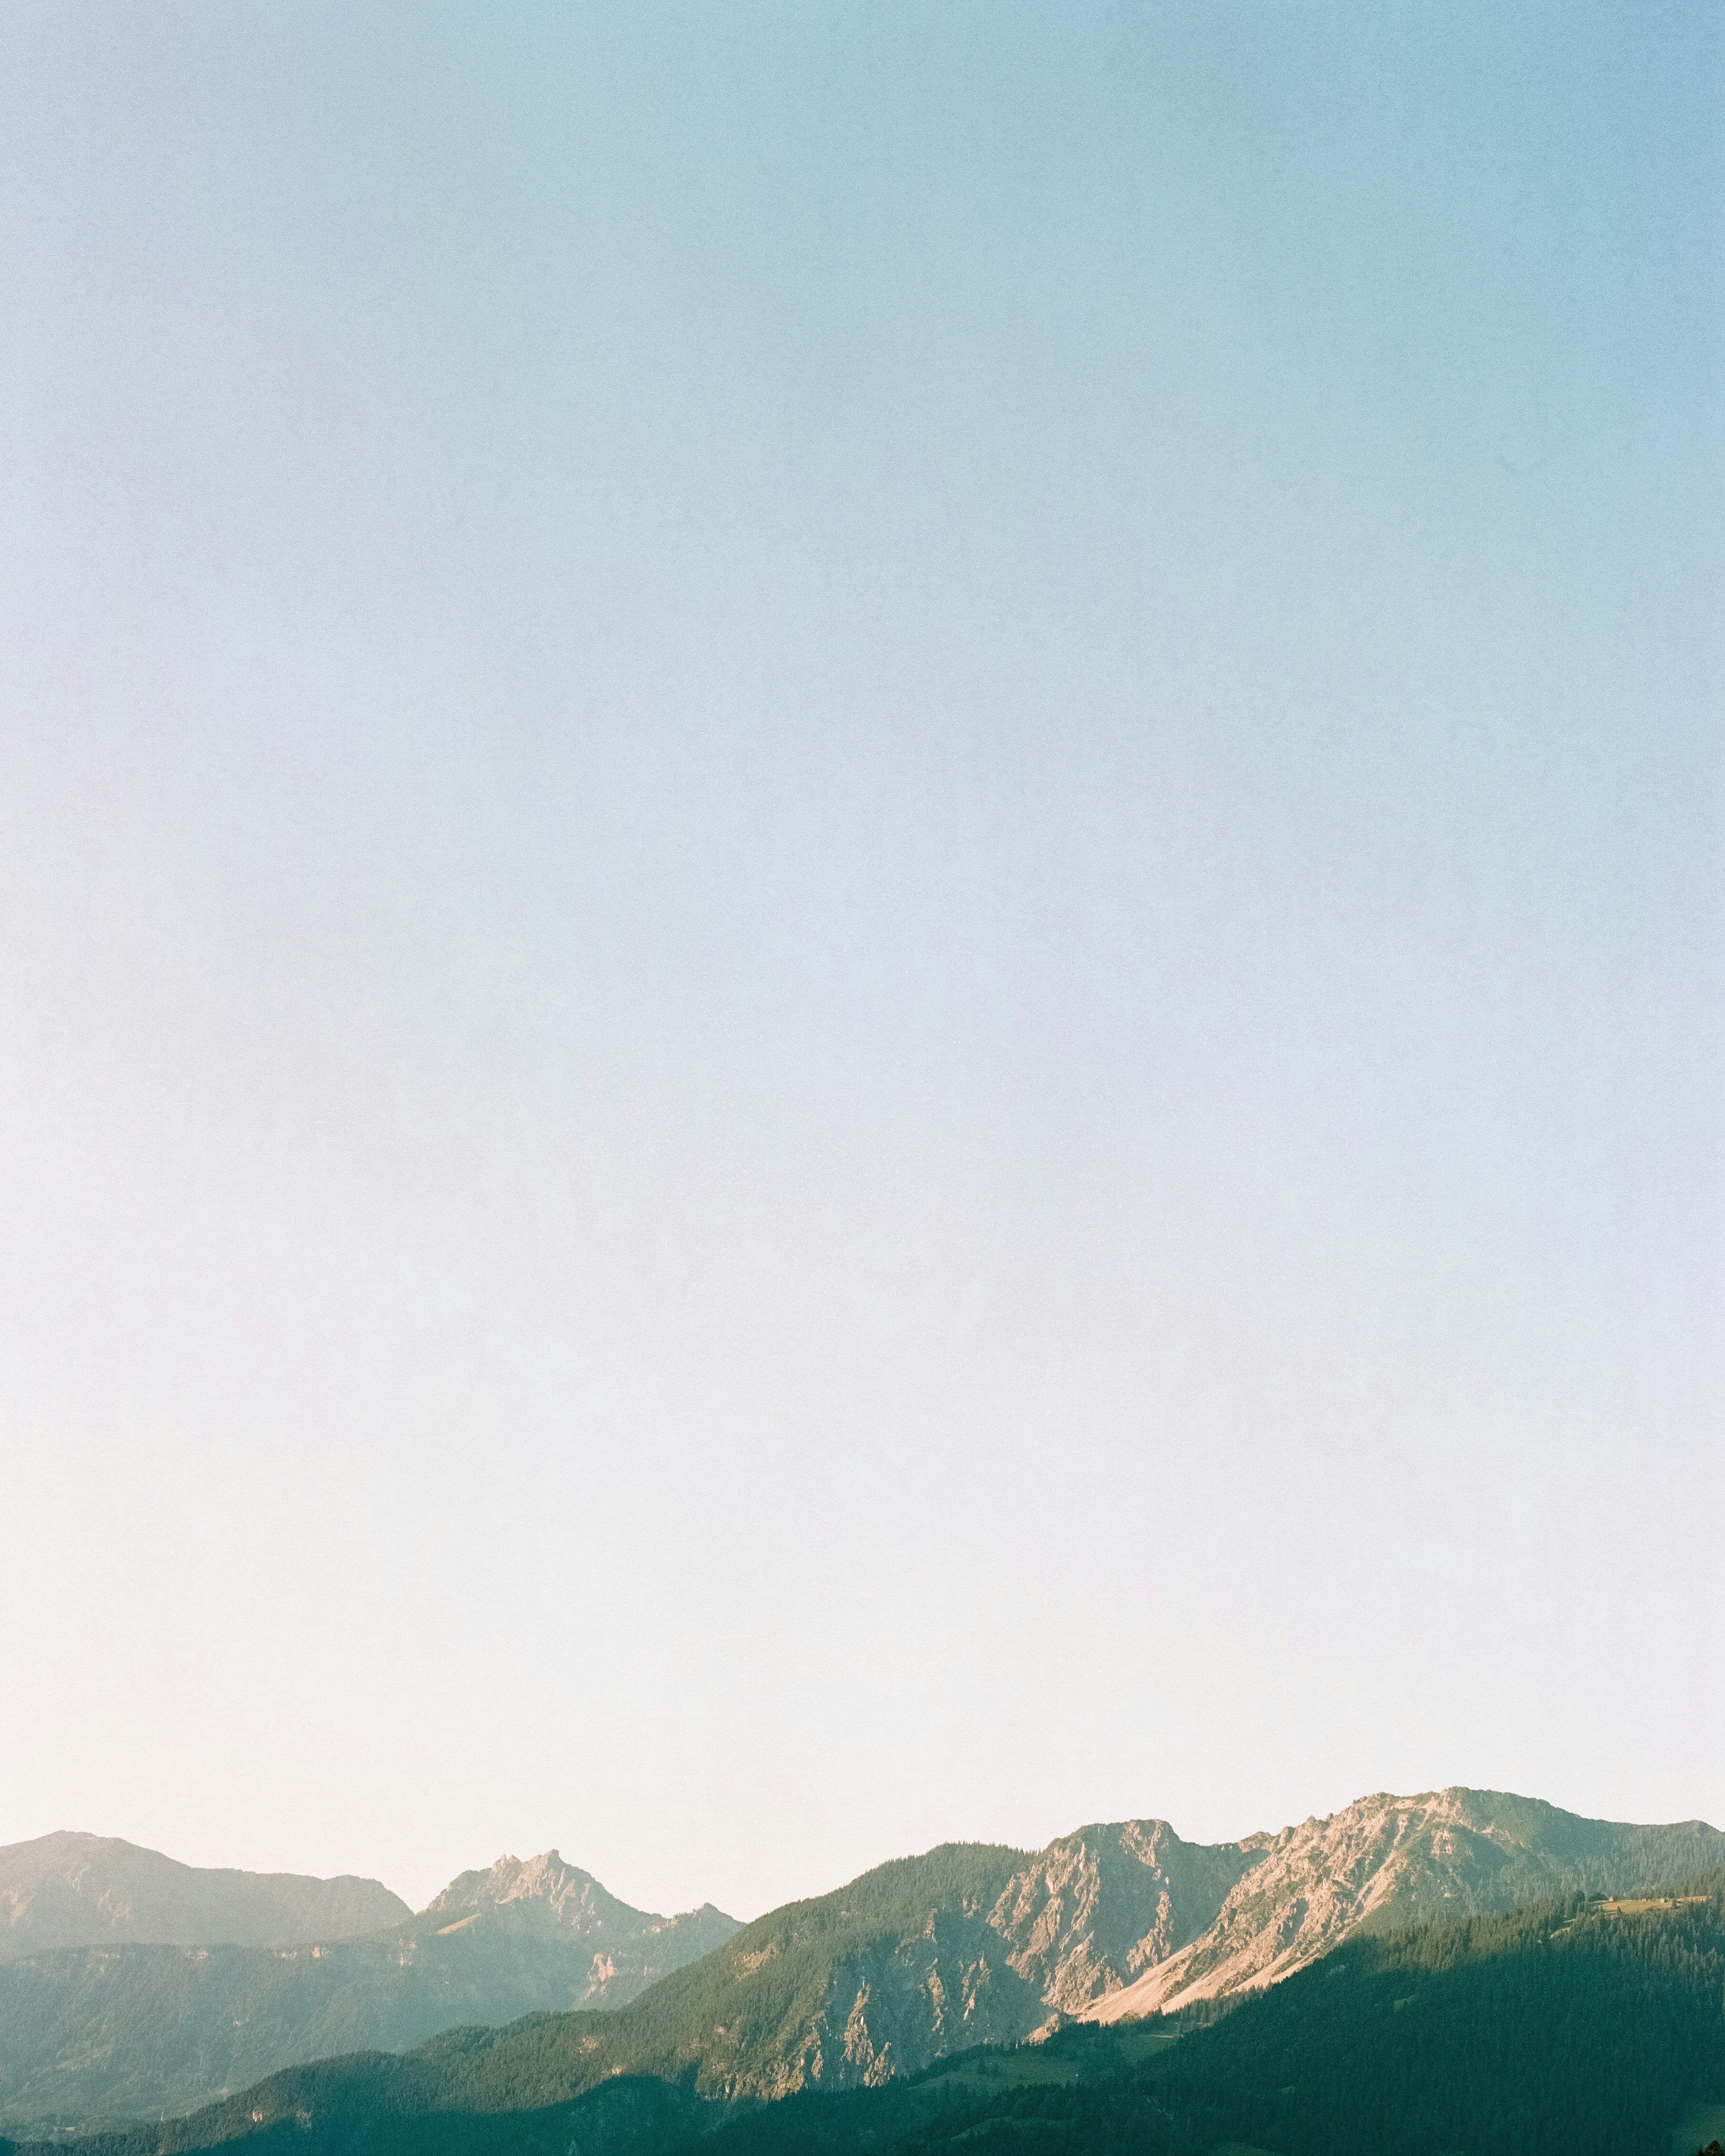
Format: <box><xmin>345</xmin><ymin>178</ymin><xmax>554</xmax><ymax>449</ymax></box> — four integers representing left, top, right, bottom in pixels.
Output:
<box><xmin>707</xmin><ymin>1910</ymin><xmax>1050</xmax><ymax>2100</ymax></box>
<box><xmin>1085</xmin><ymin>1787</ymin><xmax>1725</xmax><ymax>2018</ymax></box>
<box><xmin>817</xmin><ymin>1911</ymin><xmax>1048</xmax><ymax>2088</ymax></box>
<box><xmin>0</xmin><ymin>1833</ymin><xmax>409</xmax><ymax>1961</ymax></box>
<box><xmin>989</xmin><ymin>1819</ymin><xmax>1271</xmax><ymax>2011</ymax></box>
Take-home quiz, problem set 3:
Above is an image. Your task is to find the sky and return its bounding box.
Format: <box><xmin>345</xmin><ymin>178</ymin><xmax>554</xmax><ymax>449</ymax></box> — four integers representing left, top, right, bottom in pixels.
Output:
<box><xmin>0</xmin><ymin>1</ymin><xmax>1720</xmax><ymax>1922</ymax></box>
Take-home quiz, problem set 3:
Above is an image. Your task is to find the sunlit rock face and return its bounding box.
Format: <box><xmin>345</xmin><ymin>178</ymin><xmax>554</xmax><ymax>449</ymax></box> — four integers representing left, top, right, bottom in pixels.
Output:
<box><xmin>988</xmin><ymin>1818</ymin><xmax>1272</xmax><ymax>2013</ymax></box>
<box><xmin>1084</xmin><ymin>1788</ymin><xmax>1725</xmax><ymax>2019</ymax></box>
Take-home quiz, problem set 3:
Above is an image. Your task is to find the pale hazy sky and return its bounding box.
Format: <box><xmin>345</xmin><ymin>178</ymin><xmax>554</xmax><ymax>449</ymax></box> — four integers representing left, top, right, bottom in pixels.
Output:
<box><xmin>1</xmin><ymin>2</ymin><xmax>1719</xmax><ymax>1921</ymax></box>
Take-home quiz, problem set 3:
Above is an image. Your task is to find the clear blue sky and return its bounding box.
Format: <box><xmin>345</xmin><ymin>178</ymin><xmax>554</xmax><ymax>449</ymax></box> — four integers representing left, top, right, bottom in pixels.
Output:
<box><xmin>1</xmin><ymin>1</ymin><xmax>1719</xmax><ymax>1917</ymax></box>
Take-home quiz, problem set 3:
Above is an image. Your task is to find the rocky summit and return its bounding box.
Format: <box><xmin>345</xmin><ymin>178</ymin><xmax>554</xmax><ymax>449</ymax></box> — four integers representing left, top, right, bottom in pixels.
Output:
<box><xmin>1085</xmin><ymin>1786</ymin><xmax>1725</xmax><ymax>2018</ymax></box>
<box><xmin>421</xmin><ymin>1846</ymin><xmax>737</xmax><ymax>1992</ymax></box>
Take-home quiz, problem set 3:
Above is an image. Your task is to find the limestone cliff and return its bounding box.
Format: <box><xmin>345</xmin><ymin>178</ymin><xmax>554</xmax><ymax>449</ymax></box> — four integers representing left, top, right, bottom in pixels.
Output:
<box><xmin>988</xmin><ymin>1818</ymin><xmax>1270</xmax><ymax>2011</ymax></box>
<box><xmin>1085</xmin><ymin>1787</ymin><xmax>1725</xmax><ymax>2018</ymax></box>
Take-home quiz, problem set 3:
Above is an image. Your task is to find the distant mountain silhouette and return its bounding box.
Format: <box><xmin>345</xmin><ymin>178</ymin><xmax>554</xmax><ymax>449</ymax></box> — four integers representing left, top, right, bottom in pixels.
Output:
<box><xmin>0</xmin><ymin>1841</ymin><xmax>736</xmax><ymax>2126</ymax></box>
<box><xmin>0</xmin><ymin>1832</ymin><xmax>407</xmax><ymax>1960</ymax></box>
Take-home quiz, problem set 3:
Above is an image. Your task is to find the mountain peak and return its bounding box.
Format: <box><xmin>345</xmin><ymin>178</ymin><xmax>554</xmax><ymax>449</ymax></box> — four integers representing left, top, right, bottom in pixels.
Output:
<box><xmin>420</xmin><ymin>1850</ymin><xmax>627</xmax><ymax>1930</ymax></box>
<box><xmin>417</xmin><ymin>1852</ymin><xmax>737</xmax><ymax>1942</ymax></box>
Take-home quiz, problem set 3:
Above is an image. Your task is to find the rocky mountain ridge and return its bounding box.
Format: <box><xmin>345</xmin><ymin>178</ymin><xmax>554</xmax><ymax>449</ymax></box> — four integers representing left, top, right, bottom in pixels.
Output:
<box><xmin>602</xmin><ymin>1823</ymin><xmax>1277</xmax><ymax>2104</ymax></box>
<box><xmin>1086</xmin><ymin>1785</ymin><xmax>1725</xmax><ymax>2018</ymax></box>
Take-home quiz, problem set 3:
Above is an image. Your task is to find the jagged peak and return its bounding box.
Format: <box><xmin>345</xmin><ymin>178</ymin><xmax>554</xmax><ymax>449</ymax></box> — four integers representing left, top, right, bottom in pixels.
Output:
<box><xmin>418</xmin><ymin>1851</ymin><xmax>740</xmax><ymax>1938</ymax></box>
<box><xmin>422</xmin><ymin>1852</ymin><xmax>624</xmax><ymax>1923</ymax></box>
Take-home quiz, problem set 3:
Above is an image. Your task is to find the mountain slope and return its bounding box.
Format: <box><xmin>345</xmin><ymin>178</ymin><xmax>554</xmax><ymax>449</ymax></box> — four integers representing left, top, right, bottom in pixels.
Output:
<box><xmin>479</xmin><ymin>1824</ymin><xmax>1271</xmax><ymax>2102</ymax></box>
<box><xmin>0</xmin><ymin>1834</ymin><xmax>408</xmax><ymax>1961</ymax></box>
<box><xmin>0</xmin><ymin>1851</ymin><xmax>737</xmax><ymax>2126</ymax></box>
<box><xmin>1087</xmin><ymin>1786</ymin><xmax>1725</xmax><ymax>2017</ymax></box>
<box><xmin>553</xmin><ymin>1841</ymin><xmax>1047</xmax><ymax>2101</ymax></box>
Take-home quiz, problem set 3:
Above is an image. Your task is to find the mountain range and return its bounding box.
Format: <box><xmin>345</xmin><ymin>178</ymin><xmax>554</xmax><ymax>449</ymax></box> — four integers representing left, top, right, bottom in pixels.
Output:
<box><xmin>5</xmin><ymin>1871</ymin><xmax>1723</xmax><ymax>2156</ymax></box>
<box><xmin>1</xmin><ymin>1788</ymin><xmax>1719</xmax><ymax>2131</ymax></box>
<box><xmin>0</xmin><ymin>1842</ymin><xmax>737</xmax><ymax>2126</ymax></box>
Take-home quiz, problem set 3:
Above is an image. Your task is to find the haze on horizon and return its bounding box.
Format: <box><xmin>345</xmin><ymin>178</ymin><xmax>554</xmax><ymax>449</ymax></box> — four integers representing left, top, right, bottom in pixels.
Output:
<box><xmin>0</xmin><ymin>1</ymin><xmax>1719</xmax><ymax>1924</ymax></box>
